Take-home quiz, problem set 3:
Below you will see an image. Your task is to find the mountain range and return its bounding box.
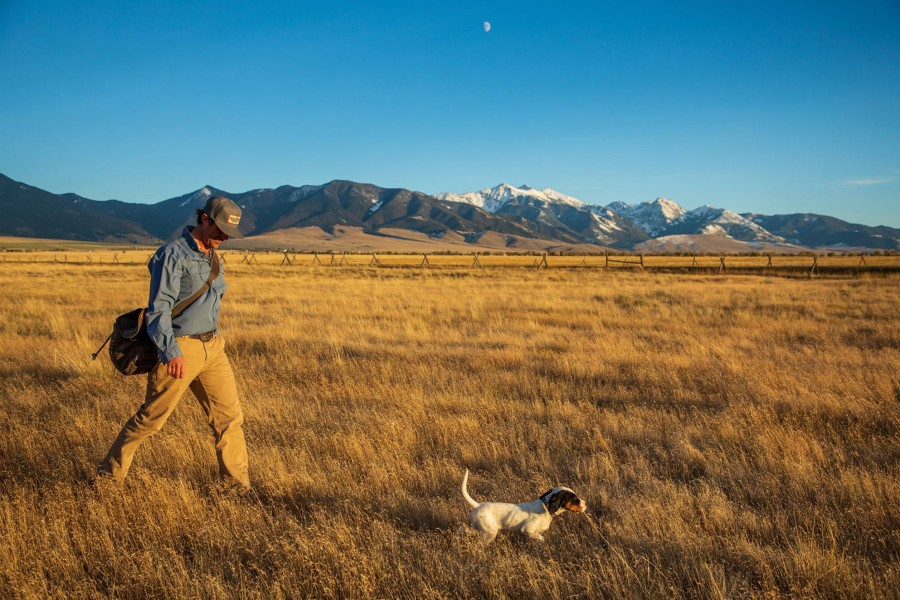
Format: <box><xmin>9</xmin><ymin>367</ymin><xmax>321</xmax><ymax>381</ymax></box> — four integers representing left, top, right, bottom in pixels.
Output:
<box><xmin>1</xmin><ymin>173</ymin><xmax>897</xmax><ymax>252</ymax></box>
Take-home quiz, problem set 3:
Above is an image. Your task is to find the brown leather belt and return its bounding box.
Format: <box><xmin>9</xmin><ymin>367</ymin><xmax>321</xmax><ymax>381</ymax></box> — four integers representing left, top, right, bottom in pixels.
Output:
<box><xmin>182</xmin><ymin>331</ymin><xmax>216</xmax><ymax>342</ymax></box>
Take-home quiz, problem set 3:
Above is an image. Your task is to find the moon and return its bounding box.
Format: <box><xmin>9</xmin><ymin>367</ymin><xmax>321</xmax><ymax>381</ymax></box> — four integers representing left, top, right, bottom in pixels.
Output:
<box><xmin>483</xmin><ymin>21</ymin><xmax>491</xmax><ymax>33</ymax></box>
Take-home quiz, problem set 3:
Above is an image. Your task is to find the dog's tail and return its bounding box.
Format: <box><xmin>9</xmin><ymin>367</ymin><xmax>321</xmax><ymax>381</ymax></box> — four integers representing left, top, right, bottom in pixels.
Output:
<box><xmin>461</xmin><ymin>469</ymin><xmax>480</xmax><ymax>509</ymax></box>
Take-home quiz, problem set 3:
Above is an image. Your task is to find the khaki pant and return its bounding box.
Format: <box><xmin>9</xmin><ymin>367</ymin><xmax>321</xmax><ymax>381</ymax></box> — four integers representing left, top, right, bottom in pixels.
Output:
<box><xmin>99</xmin><ymin>335</ymin><xmax>250</xmax><ymax>489</ymax></box>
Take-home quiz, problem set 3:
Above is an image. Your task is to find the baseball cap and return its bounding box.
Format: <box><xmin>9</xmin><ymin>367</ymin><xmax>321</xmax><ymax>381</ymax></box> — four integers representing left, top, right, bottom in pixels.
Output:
<box><xmin>202</xmin><ymin>196</ymin><xmax>245</xmax><ymax>239</ymax></box>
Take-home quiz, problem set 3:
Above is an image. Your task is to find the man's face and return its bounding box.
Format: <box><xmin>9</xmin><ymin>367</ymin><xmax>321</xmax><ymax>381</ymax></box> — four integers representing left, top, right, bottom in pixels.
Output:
<box><xmin>199</xmin><ymin>215</ymin><xmax>229</xmax><ymax>248</ymax></box>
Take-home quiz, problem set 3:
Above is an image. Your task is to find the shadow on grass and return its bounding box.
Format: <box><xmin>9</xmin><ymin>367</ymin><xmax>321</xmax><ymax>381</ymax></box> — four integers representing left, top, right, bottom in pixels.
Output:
<box><xmin>0</xmin><ymin>363</ymin><xmax>81</xmax><ymax>389</ymax></box>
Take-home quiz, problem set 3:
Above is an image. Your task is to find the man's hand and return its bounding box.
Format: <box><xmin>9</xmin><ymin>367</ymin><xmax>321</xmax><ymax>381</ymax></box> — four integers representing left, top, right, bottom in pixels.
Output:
<box><xmin>166</xmin><ymin>356</ymin><xmax>186</xmax><ymax>379</ymax></box>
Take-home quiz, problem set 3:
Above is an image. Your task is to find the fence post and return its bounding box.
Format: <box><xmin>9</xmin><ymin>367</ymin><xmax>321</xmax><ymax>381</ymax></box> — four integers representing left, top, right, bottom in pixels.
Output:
<box><xmin>420</xmin><ymin>254</ymin><xmax>431</xmax><ymax>268</ymax></box>
<box><xmin>605</xmin><ymin>251</ymin><xmax>609</xmax><ymax>268</ymax></box>
<box><xmin>471</xmin><ymin>253</ymin><xmax>483</xmax><ymax>268</ymax></box>
<box><xmin>718</xmin><ymin>256</ymin><xmax>726</xmax><ymax>275</ymax></box>
<box><xmin>639</xmin><ymin>254</ymin><xmax>644</xmax><ymax>269</ymax></box>
<box><xmin>809</xmin><ymin>255</ymin><xmax>819</xmax><ymax>278</ymax></box>
<box><xmin>537</xmin><ymin>253</ymin><xmax>548</xmax><ymax>269</ymax></box>
<box><xmin>369</xmin><ymin>254</ymin><xmax>382</xmax><ymax>267</ymax></box>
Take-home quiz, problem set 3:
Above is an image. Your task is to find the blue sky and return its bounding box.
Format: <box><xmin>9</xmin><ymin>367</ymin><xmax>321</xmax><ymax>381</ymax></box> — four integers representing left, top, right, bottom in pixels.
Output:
<box><xmin>1</xmin><ymin>0</ymin><xmax>898</xmax><ymax>226</ymax></box>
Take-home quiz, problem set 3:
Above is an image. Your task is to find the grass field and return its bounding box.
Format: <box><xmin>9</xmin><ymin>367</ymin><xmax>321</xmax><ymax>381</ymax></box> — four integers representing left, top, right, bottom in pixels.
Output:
<box><xmin>0</xmin><ymin>262</ymin><xmax>898</xmax><ymax>598</ymax></box>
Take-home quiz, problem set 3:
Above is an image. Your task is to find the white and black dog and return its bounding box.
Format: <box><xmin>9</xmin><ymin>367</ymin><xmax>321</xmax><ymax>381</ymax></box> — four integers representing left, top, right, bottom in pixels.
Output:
<box><xmin>461</xmin><ymin>469</ymin><xmax>586</xmax><ymax>543</ymax></box>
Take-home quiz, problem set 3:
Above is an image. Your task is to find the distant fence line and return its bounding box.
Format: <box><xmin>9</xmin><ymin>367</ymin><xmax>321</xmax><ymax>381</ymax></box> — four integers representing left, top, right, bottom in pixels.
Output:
<box><xmin>2</xmin><ymin>249</ymin><xmax>899</xmax><ymax>277</ymax></box>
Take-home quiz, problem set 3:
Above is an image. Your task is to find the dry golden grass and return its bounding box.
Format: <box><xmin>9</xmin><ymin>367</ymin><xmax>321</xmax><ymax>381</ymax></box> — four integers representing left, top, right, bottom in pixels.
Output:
<box><xmin>0</xmin><ymin>262</ymin><xmax>898</xmax><ymax>598</ymax></box>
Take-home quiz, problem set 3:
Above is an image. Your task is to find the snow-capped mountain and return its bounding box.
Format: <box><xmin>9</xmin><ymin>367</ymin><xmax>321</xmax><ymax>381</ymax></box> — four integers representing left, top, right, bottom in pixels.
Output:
<box><xmin>436</xmin><ymin>183</ymin><xmax>585</xmax><ymax>213</ymax></box>
<box><xmin>439</xmin><ymin>186</ymin><xmax>785</xmax><ymax>247</ymax></box>
<box><xmin>604</xmin><ymin>199</ymin><xmax>787</xmax><ymax>243</ymax></box>
<box><xmin>606</xmin><ymin>198</ymin><xmax>686</xmax><ymax>237</ymax></box>
<box><xmin>586</xmin><ymin>206</ymin><xmax>654</xmax><ymax>246</ymax></box>
<box><xmin>436</xmin><ymin>183</ymin><xmax>613</xmax><ymax>245</ymax></box>
<box><xmin>178</xmin><ymin>186</ymin><xmax>214</xmax><ymax>208</ymax></box>
<box><xmin>667</xmin><ymin>206</ymin><xmax>786</xmax><ymax>242</ymax></box>
<box><xmin>439</xmin><ymin>187</ymin><xmax>783</xmax><ymax>245</ymax></box>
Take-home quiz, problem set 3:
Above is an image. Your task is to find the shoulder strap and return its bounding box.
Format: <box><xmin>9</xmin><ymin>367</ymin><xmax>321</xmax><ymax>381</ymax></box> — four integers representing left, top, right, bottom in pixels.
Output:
<box><xmin>91</xmin><ymin>250</ymin><xmax>220</xmax><ymax>361</ymax></box>
<box><xmin>172</xmin><ymin>249</ymin><xmax>220</xmax><ymax>318</ymax></box>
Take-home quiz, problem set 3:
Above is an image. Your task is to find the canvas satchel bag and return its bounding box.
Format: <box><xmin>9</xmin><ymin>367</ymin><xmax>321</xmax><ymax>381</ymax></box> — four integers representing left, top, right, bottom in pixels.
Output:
<box><xmin>92</xmin><ymin>250</ymin><xmax>221</xmax><ymax>375</ymax></box>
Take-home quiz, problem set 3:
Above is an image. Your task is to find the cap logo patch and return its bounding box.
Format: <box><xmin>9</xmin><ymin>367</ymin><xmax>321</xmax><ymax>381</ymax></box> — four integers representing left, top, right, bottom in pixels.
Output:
<box><xmin>227</xmin><ymin>214</ymin><xmax>241</xmax><ymax>225</ymax></box>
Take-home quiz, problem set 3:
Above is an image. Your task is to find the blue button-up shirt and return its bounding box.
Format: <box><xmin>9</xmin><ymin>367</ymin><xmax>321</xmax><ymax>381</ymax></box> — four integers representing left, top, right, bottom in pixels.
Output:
<box><xmin>145</xmin><ymin>227</ymin><xmax>227</xmax><ymax>362</ymax></box>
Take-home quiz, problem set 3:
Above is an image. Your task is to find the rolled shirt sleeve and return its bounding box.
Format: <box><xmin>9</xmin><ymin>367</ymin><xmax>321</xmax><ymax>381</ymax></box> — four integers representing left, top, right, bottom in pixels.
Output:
<box><xmin>145</xmin><ymin>246</ymin><xmax>183</xmax><ymax>363</ymax></box>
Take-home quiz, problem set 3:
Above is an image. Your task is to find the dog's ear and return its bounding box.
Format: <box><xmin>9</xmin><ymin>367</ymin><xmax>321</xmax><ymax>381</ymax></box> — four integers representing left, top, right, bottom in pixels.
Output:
<box><xmin>541</xmin><ymin>488</ymin><xmax>561</xmax><ymax>514</ymax></box>
<box><xmin>544</xmin><ymin>489</ymin><xmax>578</xmax><ymax>515</ymax></box>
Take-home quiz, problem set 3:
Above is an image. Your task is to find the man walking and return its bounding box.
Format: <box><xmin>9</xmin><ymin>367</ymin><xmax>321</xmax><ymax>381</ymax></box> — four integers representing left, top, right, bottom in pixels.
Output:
<box><xmin>98</xmin><ymin>196</ymin><xmax>250</xmax><ymax>493</ymax></box>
